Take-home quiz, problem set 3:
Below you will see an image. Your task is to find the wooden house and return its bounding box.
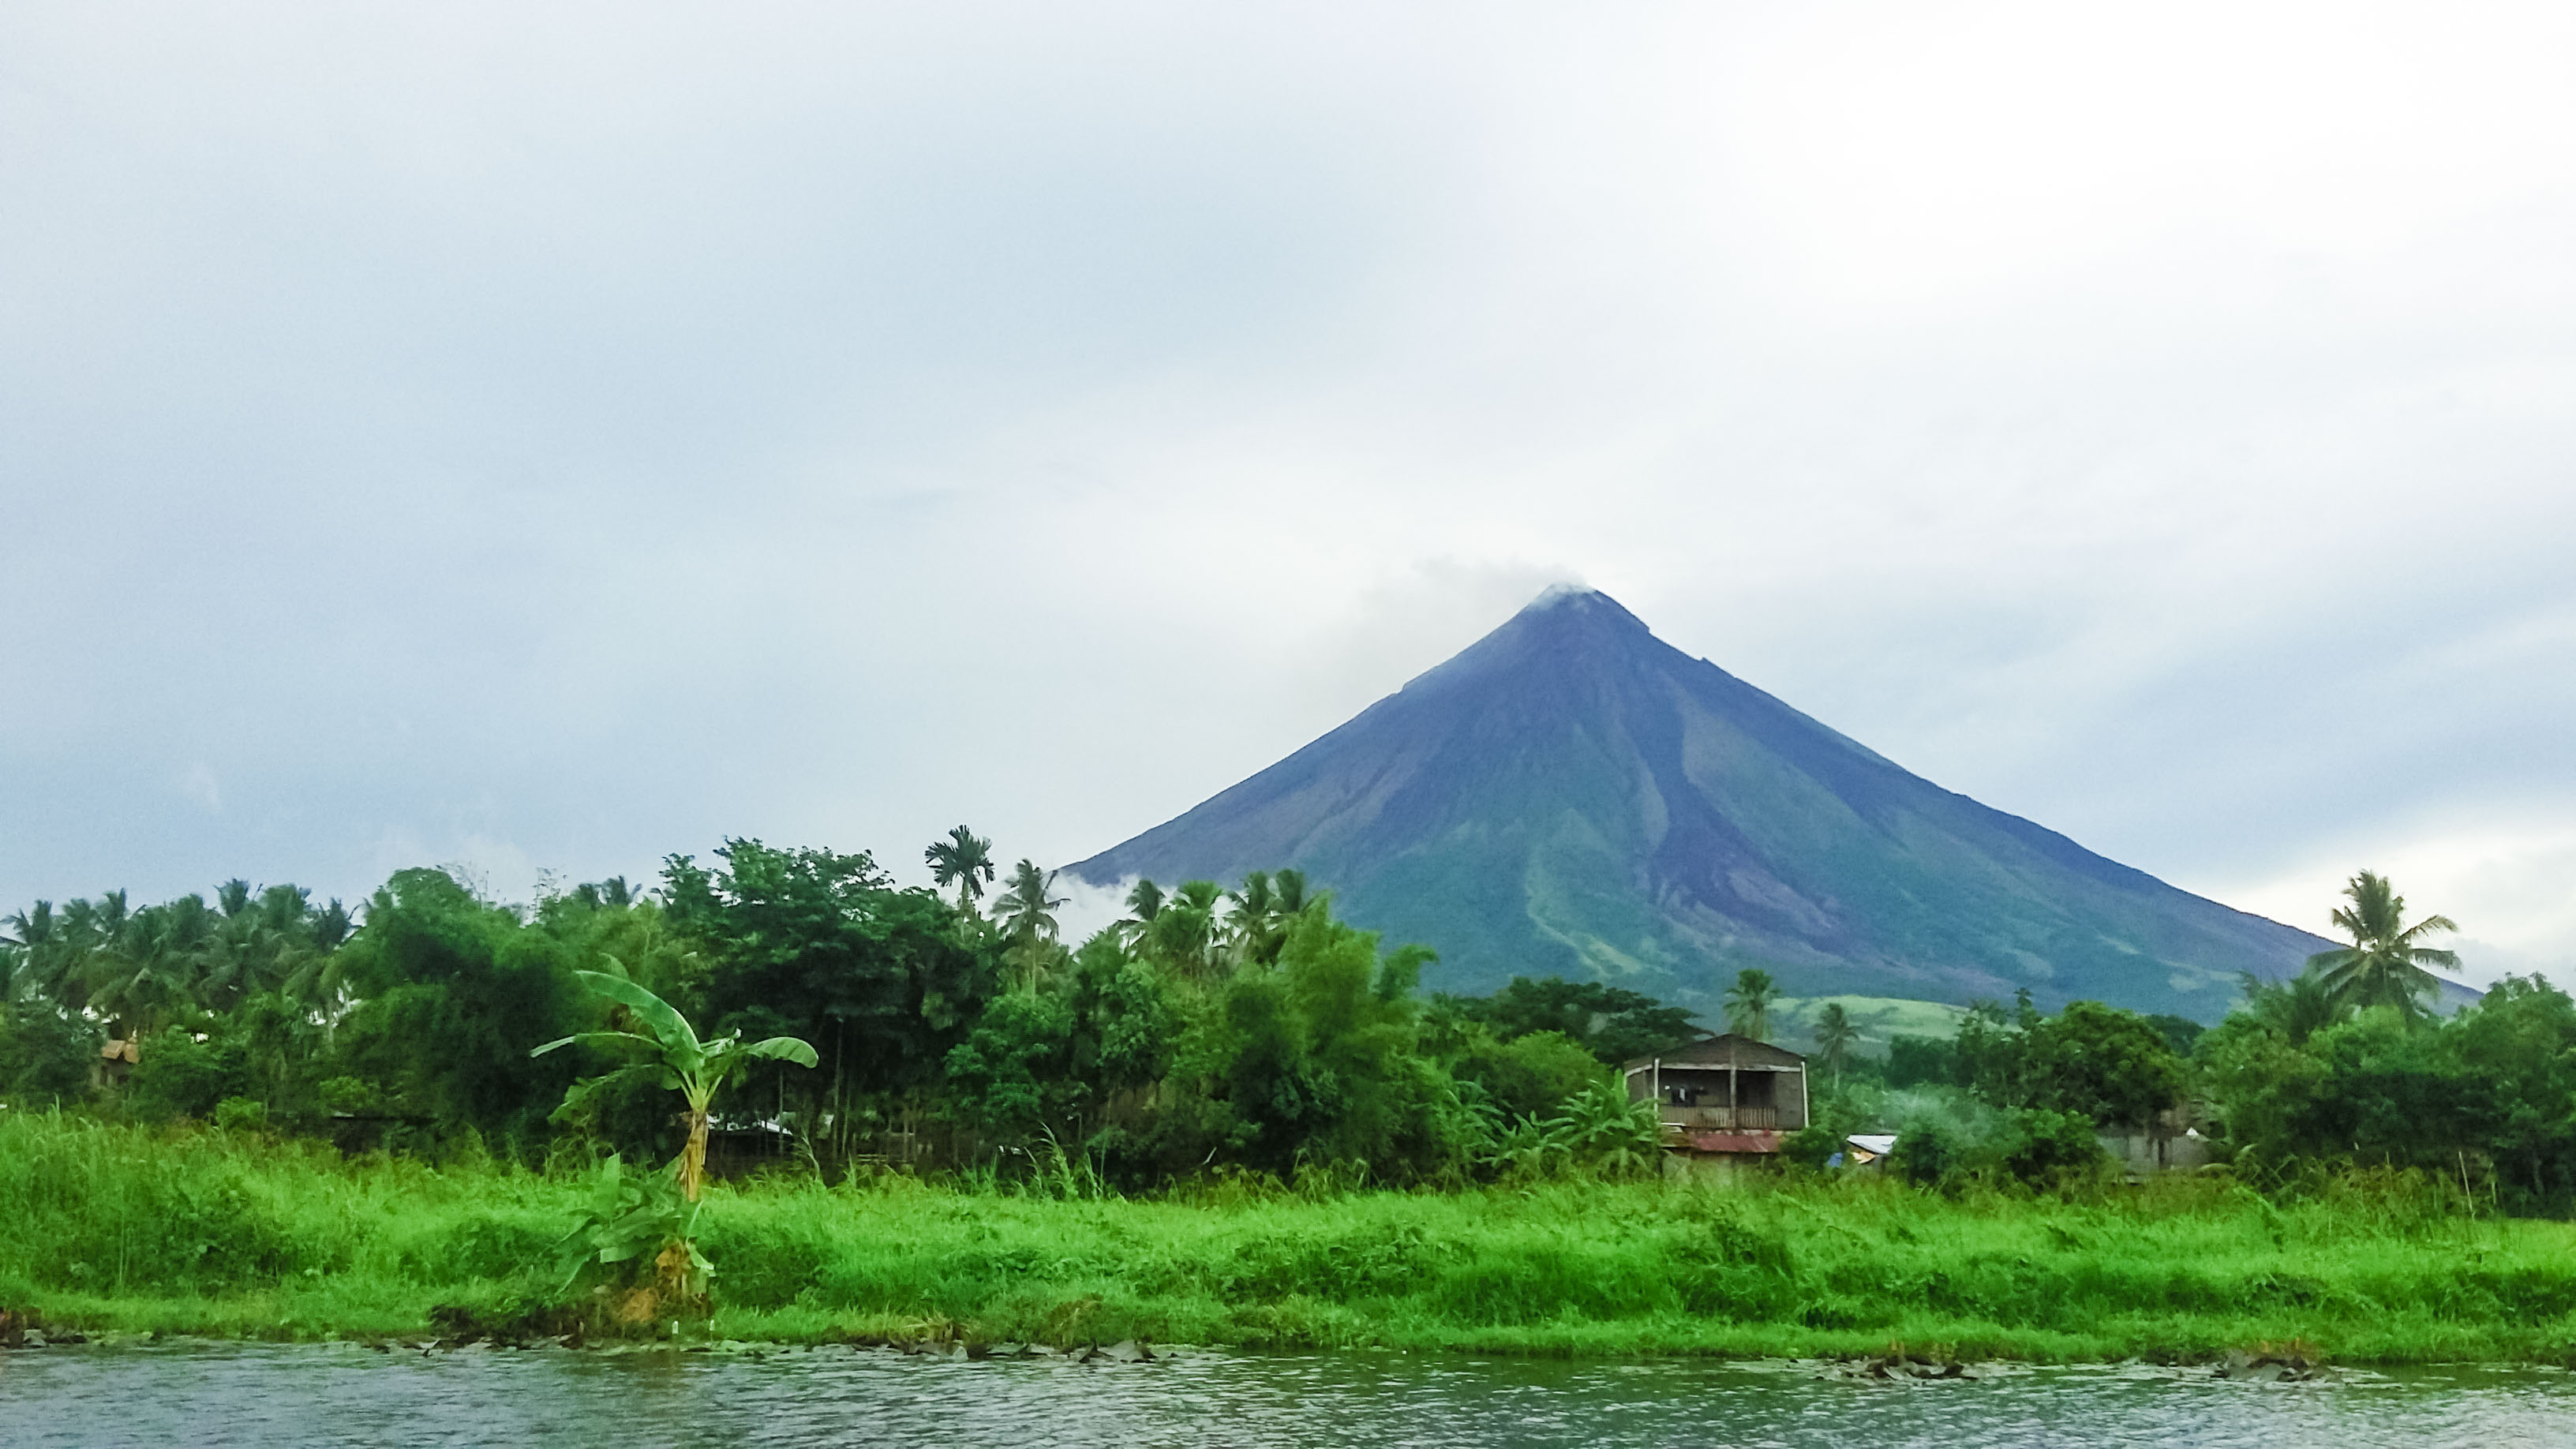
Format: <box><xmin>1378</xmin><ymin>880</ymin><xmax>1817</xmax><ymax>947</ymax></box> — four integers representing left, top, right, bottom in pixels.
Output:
<box><xmin>1623</xmin><ymin>1033</ymin><xmax>1810</xmax><ymax>1173</ymax></box>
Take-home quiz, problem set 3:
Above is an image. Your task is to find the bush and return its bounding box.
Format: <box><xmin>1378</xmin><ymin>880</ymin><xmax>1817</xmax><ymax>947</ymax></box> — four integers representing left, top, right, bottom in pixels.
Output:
<box><xmin>125</xmin><ymin>1028</ymin><xmax>253</xmax><ymax>1123</ymax></box>
<box><xmin>213</xmin><ymin>1097</ymin><xmax>269</xmax><ymax>1133</ymax></box>
<box><xmin>0</xmin><ymin>1009</ymin><xmax>99</xmax><ymax>1105</ymax></box>
<box><xmin>1889</xmin><ymin>1116</ymin><xmax>1965</xmax><ymax>1186</ymax></box>
<box><xmin>2000</xmin><ymin>1107</ymin><xmax>2109</xmax><ymax>1186</ymax></box>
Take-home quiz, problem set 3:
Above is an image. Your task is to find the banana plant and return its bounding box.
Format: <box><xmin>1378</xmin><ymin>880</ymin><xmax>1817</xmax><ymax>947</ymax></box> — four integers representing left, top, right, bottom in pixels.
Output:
<box><xmin>534</xmin><ymin>967</ymin><xmax>818</xmax><ymax>1201</ymax></box>
<box><xmin>553</xmin><ymin>1151</ymin><xmax>706</xmax><ymax>1296</ymax></box>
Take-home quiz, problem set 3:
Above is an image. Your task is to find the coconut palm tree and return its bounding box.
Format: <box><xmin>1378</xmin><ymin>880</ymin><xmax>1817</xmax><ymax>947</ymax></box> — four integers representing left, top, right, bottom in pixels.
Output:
<box><xmin>1812</xmin><ymin>1002</ymin><xmax>1857</xmax><ymax>1086</ymax></box>
<box><xmin>1118</xmin><ymin>878</ymin><xmax>1166</xmax><ymax>945</ymax></box>
<box><xmin>923</xmin><ymin>826</ymin><xmax>998</xmax><ymax>915</ymax></box>
<box><xmin>84</xmin><ymin>894</ymin><xmax>212</xmax><ymax>1035</ymax></box>
<box><xmin>2240</xmin><ymin>968</ymin><xmax>2344</xmax><ymax>1044</ymax></box>
<box><xmin>3</xmin><ymin>901</ymin><xmax>62</xmax><ymax>1004</ymax></box>
<box><xmin>1724</xmin><ymin>968</ymin><xmax>1778</xmax><ymax>1042</ymax></box>
<box><xmin>990</xmin><ymin>859</ymin><xmax>1069</xmax><ymax>992</ymax></box>
<box><xmin>1224</xmin><ymin>871</ymin><xmax>1279</xmax><ymax>966</ymax></box>
<box><xmin>1271</xmin><ymin>869</ymin><xmax>1312</xmax><ymax>919</ymax></box>
<box><xmin>1148</xmin><ymin>880</ymin><xmax>1224</xmax><ymax>980</ymax></box>
<box><xmin>2306</xmin><ymin>871</ymin><xmax>2459</xmax><ymax>1023</ymax></box>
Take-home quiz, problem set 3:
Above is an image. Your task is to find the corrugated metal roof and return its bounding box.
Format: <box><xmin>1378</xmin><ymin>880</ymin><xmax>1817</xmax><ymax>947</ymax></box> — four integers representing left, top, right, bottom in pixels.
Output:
<box><xmin>1625</xmin><ymin>1033</ymin><xmax>1805</xmax><ymax>1072</ymax></box>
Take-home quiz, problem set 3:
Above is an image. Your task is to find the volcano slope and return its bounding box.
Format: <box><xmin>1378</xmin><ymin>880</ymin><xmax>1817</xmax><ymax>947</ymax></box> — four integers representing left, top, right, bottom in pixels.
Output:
<box><xmin>1069</xmin><ymin>588</ymin><xmax>2333</xmax><ymax>1022</ymax></box>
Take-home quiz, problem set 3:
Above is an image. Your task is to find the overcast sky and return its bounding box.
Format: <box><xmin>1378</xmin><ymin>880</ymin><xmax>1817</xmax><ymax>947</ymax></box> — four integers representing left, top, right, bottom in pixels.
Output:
<box><xmin>7</xmin><ymin>3</ymin><xmax>2574</xmax><ymax>982</ymax></box>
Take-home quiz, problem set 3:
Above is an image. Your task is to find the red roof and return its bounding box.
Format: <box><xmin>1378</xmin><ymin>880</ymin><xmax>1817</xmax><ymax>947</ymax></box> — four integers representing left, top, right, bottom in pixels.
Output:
<box><xmin>1683</xmin><ymin>1130</ymin><xmax>1784</xmax><ymax>1155</ymax></box>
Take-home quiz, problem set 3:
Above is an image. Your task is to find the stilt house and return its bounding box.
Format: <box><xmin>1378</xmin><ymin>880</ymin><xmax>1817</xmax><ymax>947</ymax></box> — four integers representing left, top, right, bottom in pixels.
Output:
<box><xmin>1623</xmin><ymin>1033</ymin><xmax>1809</xmax><ymax>1172</ymax></box>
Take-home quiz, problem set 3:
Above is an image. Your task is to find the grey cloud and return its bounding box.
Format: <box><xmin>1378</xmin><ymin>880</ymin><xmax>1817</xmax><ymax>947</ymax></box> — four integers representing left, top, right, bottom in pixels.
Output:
<box><xmin>6</xmin><ymin>2</ymin><xmax>2573</xmax><ymax>979</ymax></box>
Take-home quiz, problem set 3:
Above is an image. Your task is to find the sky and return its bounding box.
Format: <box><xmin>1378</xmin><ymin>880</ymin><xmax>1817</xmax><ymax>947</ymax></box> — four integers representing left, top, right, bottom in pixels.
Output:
<box><xmin>6</xmin><ymin>3</ymin><xmax>2574</xmax><ymax>983</ymax></box>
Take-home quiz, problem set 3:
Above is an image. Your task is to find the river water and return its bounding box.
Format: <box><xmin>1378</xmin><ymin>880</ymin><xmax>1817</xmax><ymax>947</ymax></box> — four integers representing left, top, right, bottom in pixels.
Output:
<box><xmin>4</xmin><ymin>1342</ymin><xmax>2571</xmax><ymax>1448</ymax></box>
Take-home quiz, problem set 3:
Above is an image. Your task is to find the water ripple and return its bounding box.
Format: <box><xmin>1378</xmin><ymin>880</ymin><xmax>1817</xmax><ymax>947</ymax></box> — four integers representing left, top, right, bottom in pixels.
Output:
<box><xmin>3</xmin><ymin>1342</ymin><xmax>2571</xmax><ymax>1448</ymax></box>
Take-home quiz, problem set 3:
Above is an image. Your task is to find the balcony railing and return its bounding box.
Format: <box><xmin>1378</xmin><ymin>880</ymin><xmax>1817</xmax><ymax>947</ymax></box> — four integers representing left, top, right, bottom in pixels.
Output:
<box><xmin>1659</xmin><ymin>1105</ymin><xmax>1789</xmax><ymax>1133</ymax></box>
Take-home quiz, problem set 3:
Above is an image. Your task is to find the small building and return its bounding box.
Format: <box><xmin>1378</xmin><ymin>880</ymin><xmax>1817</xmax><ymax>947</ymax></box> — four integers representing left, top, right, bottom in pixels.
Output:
<box><xmin>94</xmin><ymin>1022</ymin><xmax>139</xmax><ymax>1092</ymax></box>
<box><xmin>2098</xmin><ymin>1111</ymin><xmax>2212</xmax><ymax>1179</ymax></box>
<box><xmin>1623</xmin><ymin>1033</ymin><xmax>1810</xmax><ymax>1177</ymax></box>
<box><xmin>1843</xmin><ymin>1133</ymin><xmax>1896</xmax><ymax>1168</ymax></box>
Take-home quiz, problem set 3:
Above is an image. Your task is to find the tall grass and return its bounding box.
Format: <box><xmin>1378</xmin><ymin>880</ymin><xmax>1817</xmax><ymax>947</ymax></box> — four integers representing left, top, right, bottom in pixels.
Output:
<box><xmin>6</xmin><ymin>1111</ymin><xmax>2573</xmax><ymax>1362</ymax></box>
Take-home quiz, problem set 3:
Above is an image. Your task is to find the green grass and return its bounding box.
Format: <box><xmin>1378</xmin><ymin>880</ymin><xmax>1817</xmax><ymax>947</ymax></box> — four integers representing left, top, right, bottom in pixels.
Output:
<box><xmin>6</xmin><ymin>1110</ymin><xmax>2574</xmax><ymax>1363</ymax></box>
<box><xmin>1774</xmin><ymin>994</ymin><xmax>1971</xmax><ymax>1052</ymax></box>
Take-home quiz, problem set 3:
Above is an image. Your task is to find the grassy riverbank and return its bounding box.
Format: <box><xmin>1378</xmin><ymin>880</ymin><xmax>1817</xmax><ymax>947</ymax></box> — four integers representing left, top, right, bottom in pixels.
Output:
<box><xmin>8</xmin><ymin>1114</ymin><xmax>2575</xmax><ymax>1364</ymax></box>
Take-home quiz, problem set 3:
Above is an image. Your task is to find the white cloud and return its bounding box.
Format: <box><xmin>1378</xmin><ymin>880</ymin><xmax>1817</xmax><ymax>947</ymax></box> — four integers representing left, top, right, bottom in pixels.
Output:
<box><xmin>3</xmin><ymin>0</ymin><xmax>2572</xmax><ymax>975</ymax></box>
<box><xmin>2219</xmin><ymin>818</ymin><xmax>2576</xmax><ymax>987</ymax></box>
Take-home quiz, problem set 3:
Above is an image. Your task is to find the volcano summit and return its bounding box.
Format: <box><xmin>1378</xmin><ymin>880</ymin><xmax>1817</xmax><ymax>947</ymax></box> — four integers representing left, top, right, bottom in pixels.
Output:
<box><xmin>1069</xmin><ymin>589</ymin><xmax>2329</xmax><ymax>1021</ymax></box>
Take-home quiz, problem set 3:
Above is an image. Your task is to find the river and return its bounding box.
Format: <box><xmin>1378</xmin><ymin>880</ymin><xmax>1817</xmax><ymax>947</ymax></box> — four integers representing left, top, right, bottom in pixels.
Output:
<box><xmin>4</xmin><ymin>1341</ymin><xmax>2571</xmax><ymax>1447</ymax></box>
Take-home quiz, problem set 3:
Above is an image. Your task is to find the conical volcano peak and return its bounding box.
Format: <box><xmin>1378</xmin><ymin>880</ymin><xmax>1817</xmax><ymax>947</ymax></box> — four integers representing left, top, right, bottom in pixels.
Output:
<box><xmin>1513</xmin><ymin>583</ymin><xmax>1649</xmax><ymax>634</ymax></box>
<box><xmin>1069</xmin><ymin>589</ymin><xmax>2331</xmax><ymax>1022</ymax></box>
<box><xmin>1408</xmin><ymin>585</ymin><xmax>1658</xmax><ymax>697</ymax></box>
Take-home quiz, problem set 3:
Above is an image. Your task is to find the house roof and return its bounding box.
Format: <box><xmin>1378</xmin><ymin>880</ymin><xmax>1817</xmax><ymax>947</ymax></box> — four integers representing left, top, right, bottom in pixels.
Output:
<box><xmin>1623</xmin><ymin>1032</ymin><xmax>1805</xmax><ymax>1073</ymax></box>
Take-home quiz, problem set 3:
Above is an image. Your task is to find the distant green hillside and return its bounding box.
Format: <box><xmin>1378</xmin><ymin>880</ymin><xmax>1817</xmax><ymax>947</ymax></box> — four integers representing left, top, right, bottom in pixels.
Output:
<box><xmin>1069</xmin><ymin>588</ymin><xmax>2334</xmax><ymax>1024</ymax></box>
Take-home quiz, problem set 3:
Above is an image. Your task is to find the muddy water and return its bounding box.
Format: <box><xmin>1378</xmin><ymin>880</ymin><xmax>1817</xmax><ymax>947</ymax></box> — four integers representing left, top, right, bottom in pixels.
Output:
<box><xmin>5</xmin><ymin>1341</ymin><xmax>2572</xmax><ymax>1447</ymax></box>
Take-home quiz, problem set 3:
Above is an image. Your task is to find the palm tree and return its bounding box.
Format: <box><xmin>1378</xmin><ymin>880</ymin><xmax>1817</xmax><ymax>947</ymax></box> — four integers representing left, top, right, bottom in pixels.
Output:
<box><xmin>1224</xmin><ymin>871</ymin><xmax>1278</xmax><ymax>966</ymax></box>
<box><xmin>4</xmin><ymin>901</ymin><xmax>61</xmax><ymax>1005</ymax></box>
<box><xmin>1724</xmin><ymin>968</ymin><xmax>1777</xmax><ymax>1041</ymax></box>
<box><xmin>2239</xmin><ymin>969</ymin><xmax>2344</xmax><ymax>1044</ymax></box>
<box><xmin>280</xmin><ymin>898</ymin><xmax>360</xmax><ymax>1019</ymax></box>
<box><xmin>1271</xmin><ymin>869</ymin><xmax>1312</xmax><ymax>919</ymax></box>
<box><xmin>1812</xmin><ymin>1002</ymin><xmax>1857</xmax><ymax>1087</ymax></box>
<box><xmin>84</xmin><ymin>894</ymin><xmax>211</xmax><ymax>1035</ymax></box>
<box><xmin>1148</xmin><ymin>880</ymin><xmax>1224</xmax><ymax>980</ymax></box>
<box><xmin>923</xmin><ymin>826</ymin><xmax>998</xmax><ymax>915</ymax></box>
<box><xmin>2305</xmin><ymin>871</ymin><xmax>2459</xmax><ymax>1023</ymax></box>
<box><xmin>990</xmin><ymin>859</ymin><xmax>1069</xmax><ymax>992</ymax></box>
<box><xmin>1118</xmin><ymin>878</ymin><xmax>1166</xmax><ymax>945</ymax></box>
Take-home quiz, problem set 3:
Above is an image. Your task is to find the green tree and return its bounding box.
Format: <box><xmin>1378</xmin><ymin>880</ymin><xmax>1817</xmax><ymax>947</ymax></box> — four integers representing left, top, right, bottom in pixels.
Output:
<box><xmin>331</xmin><ymin>867</ymin><xmax>590</xmax><ymax>1152</ymax></box>
<box><xmin>1184</xmin><ymin>912</ymin><xmax>1456</xmax><ymax>1181</ymax></box>
<box><xmin>1436</xmin><ymin>975</ymin><xmax>1698</xmax><ymax>1065</ymax></box>
<box><xmin>1118</xmin><ymin>878</ymin><xmax>1165</xmax><ymax>944</ymax></box>
<box><xmin>1885</xmin><ymin>1032</ymin><xmax>1958</xmax><ymax>1088</ymax></box>
<box><xmin>1724</xmin><ymin>968</ymin><xmax>1777</xmax><ymax>1041</ymax></box>
<box><xmin>1223</xmin><ymin>871</ymin><xmax>1281</xmax><ymax>968</ymax></box>
<box><xmin>0</xmin><ymin>997</ymin><xmax>97</xmax><ymax>1106</ymax></box>
<box><xmin>2306</xmin><ymin>871</ymin><xmax>2460</xmax><ymax>1023</ymax></box>
<box><xmin>1442</xmin><ymin>1027</ymin><xmax>1603</xmax><ymax>1122</ymax></box>
<box><xmin>1143</xmin><ymin>880</ymin><xmax>1222</xmax><ymax>981</ymax></box>
<box><xmin>663</xmin><ymin>840</ymin><xmax>993</xmax><ymax>1166</ymax></box>
<box><xmin>990</xmin><ymin>859</ymin><xmax>1069</xmax><ymax>994</ymax></box>
<box><xmin>923</xmin><ymin>826</ymin><xmax>998</xmax><ymax>915</ymax></box>
<box><xmin>1812</xmin><ymin>1002</ymin><xmax>1857</xmax><ymax>1087</ymax></box>
<box><xmin>2021</xmin><ymin>1001</ymin><xmax>2185</xmax><ymax>1128</ymax></box>
<box><xmin>83</xmin><ymin>891</ymin><xmax>213</xmax><ymax>1036</ymax></box>
<box><xmin>2237</xmin><ymin>968</ymin><xmax>2345</xmax><ymax>1045</ymax></box>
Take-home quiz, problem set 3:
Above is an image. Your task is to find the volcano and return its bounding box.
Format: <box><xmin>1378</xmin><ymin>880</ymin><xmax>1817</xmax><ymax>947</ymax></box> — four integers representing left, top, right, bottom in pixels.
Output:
<box><xmin>1067</xmin><ymin>587</ymin><xmax>2333</xmax><ymax>1021</ymax></box>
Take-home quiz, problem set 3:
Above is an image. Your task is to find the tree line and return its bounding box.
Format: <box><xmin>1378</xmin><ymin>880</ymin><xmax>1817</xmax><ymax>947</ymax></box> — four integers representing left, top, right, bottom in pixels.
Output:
<box><xmin>1806</xmin><ymin>872</ymin><xmax>2576</xmax><ymax>1210</ymax></box>
<box><xmin>0</xmin><ymin>835</ymin><xmax>1698</xmax><ymax>1187</ymax></box>
<box><xmin>11</xmin><ymin>850</ymin><xmax>2570</xmax><ymax>1208</ymax></box>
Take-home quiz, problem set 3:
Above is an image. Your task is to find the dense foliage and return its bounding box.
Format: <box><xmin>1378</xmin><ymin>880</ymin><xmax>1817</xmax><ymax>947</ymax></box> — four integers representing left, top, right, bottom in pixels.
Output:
<box><xmin>1793</xmin><ymin>875</ymin><xmax>2576</xmax><ymax>1212</ymax></box>
<box><xmin>0</xmin><ymin>837</ymin><xmax>1678</xmax><ymax>1189</ymax></box>
<box><xmin>10</xmin><ymin>856</ymin><xmax>2570</xmax><ymax>1216</ymax></box>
